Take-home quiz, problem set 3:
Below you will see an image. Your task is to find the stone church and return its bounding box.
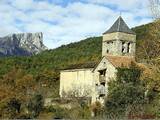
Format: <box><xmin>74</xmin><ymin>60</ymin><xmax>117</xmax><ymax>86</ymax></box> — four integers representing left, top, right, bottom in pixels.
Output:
<box><xmin>59</xmin><ymin>16</ymin><xmax>137</xmax><ymax>104</ymax></box>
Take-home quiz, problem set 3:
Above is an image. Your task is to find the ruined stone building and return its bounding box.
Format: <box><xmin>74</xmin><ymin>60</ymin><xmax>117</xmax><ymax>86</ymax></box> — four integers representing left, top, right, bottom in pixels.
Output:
<box><xmin>59</xmin><ymin>16</ymin><xmax>137</xmax><ymax>104</ymax></box>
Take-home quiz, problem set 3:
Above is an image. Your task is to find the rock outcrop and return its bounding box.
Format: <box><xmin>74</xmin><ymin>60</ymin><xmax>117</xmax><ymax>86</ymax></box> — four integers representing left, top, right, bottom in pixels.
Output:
<box><xmin>0</xmin><ymin>32</ymin><xmax>47</xmax><ymax>56</ymax></box>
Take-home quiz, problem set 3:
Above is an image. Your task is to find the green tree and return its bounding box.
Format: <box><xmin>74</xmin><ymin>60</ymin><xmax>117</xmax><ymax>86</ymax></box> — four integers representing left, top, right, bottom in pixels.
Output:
<box><xmin>105</xmin><ymin>66</ymin><xmax>146</xmax><ymax>118</ymax></box>
<box><xmin>27</xmin><ymin>94</ymin><xmax>44</xmax><ymax>117</ymax></box>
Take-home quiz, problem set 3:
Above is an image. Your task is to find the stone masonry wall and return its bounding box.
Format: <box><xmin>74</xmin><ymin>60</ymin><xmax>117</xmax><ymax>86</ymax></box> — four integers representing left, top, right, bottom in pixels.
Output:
<box><xmin>102</xmin><ymin>32</ymin><xmax>136</xmax><ymax>57</ymax></box>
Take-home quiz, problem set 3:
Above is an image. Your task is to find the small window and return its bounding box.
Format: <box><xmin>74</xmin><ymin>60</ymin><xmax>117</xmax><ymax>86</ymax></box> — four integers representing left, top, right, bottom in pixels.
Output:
<box><xmin>127</xmin><ymin>43</ymin><xmax>131</xmax><ymax>53</ymax></box>
<box><xmin>101</xmin><ymin>82</ymin><xmax>105</xmax><ymax>86</ymax></box>
<box><xmin>122</xmin><ymin>47</ymin><xmax>125</xmax><ymax>53</ymax></box>
<box><xmin>99</xmin><ymin>69</ymin><xmax>106</xmax><ymax>76</ymax></box>
<box><xmin>122</xmin><ymin>41</ymin><xmax>125</xmax><ymax>53</ymax></box>
<box><xmin>106</xmin><ymin>49</ymin><xmax>109</xmax><ymax>53</ymax></box>
<box><xmin>107</xmin><ymin>41</ymin><xmax>113</xmax><ymax>44</ymax></box>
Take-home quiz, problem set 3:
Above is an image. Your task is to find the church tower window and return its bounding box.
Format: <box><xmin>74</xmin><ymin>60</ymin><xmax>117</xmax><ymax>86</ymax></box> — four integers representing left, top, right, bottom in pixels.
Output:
<box><xmin>122</xmin><ymin>41</ymin><xmax>125</xmax><ymax>53</ymax></box>
<box><xmin>127</xmin><ymin>42</ymin><xmax>131</xmax><ymax>53</ymax></box>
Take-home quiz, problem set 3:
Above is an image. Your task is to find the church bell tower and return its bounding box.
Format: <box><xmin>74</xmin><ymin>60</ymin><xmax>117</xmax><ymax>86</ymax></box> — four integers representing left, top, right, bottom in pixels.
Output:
<box><xmin>102</xmin><ymin>16</ymin><xmax>136</xmax><ymax>58</ymax></box>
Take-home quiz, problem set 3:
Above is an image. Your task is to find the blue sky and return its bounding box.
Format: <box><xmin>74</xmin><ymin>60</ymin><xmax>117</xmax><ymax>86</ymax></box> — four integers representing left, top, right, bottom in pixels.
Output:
<box><xmin>0</xmin><ymin>0</ymin><xmax>152</xmax><ymax>48</ymax></box>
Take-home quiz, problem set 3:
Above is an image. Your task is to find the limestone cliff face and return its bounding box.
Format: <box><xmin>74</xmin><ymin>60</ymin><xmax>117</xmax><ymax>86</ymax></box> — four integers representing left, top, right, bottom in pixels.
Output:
<box><xmin>0</xmin><ymin>32</ymin><xmax>47</xmax><ymax>56</ymax></box>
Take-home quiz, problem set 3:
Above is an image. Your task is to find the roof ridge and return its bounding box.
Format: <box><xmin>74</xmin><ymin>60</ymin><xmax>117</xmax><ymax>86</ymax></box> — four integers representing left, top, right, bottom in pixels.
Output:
<box><xmin>118</xmin><ymin>16</ymin><xmax>121</xmax><ymax>31</ymax></box>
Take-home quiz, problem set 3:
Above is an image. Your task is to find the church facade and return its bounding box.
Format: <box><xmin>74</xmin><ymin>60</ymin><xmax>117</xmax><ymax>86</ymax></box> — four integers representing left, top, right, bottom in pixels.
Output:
<box><xmin>59</xmin><ymin>16</ymin><xmax>137</xmax><ymax>104</ymax></box>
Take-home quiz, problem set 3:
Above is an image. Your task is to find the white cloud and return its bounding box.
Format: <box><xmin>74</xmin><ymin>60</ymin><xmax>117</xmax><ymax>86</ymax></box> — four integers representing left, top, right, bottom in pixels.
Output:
<box><xmin>86</xmin><ymin>0</ymin><xmax>149</xmax><ymax>10</ymax></box>
<box><xmin>11</xmin><ymin>0</ymin><xmax>34</xmax><ymax>10</ymax></box>
<box><xmin>0</xmin><ymin>0</ymin><xmax>153</xmax><ymax>49</ymax></box>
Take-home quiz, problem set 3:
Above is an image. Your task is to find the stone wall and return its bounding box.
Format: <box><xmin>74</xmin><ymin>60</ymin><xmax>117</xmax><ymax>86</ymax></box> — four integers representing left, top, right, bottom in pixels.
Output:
<box><xmin>92</xmin><ymin>57</ymin><xmax>116</xmax><ymax>103</ymax></box>
<box><xmin>59</xmin><ymin>57</ymin><xmax>117</xmax><ymax>104</ymax></box>
<box><xmin>59</xmin><ymin>68</ymin><xmax>94</xmax><ymax>98</ymax></box>
<box><xmin>102</xmin><ymin>32</ymin><xmax>136</xmax><ymax>57</ymax></box>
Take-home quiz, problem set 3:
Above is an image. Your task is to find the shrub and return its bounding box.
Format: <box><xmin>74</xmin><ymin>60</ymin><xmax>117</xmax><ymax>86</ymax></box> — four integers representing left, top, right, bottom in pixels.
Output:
<box><xmin>91</xmin><ymin>101</ymin><xmax>102</xmax><ymax>117</ymax></box>
<box><xmin>44</xmin><ymin>106</ymin><xmax>56</xmax><ymax>113</ymax></box>
<box><xmin>52</xmin><ymin>105</ymin><xmax>68</xmax><ymax>119</ymax></box>
<box><xmin>105</xmin><ymin>66</ymin><xmax>146</xmax><ymax>118</ymax></box>
<box><xmin>27</xmin><ymin>94</ymin><xmax>44</xmax><ymax>118</ymax></box>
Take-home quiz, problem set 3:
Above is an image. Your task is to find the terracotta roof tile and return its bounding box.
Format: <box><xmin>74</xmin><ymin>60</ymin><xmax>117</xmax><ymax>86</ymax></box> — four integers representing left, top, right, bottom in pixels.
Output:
<box><xmin>105</xmin><ymin>55</ymin><xmax>135</xmax><ymax>68</ymax></box>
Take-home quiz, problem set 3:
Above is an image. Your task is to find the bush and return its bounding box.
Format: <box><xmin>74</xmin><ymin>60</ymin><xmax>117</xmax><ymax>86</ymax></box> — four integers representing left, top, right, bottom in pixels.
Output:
<box><xmin>16</xmin><ymin>113</ymin><xmax>31</xmax><ymax>119</ymax></box>
<box><xmin>27</xmin><ymin>94</ymin><xmax>44</xmax><ymax>118</ymax></box>
<box><xmin>44</xmin><ymin>106</ymin><xmax>56</xmax><ymax>113</ymax></box>
<box><xmin>105</xmin><ymin>66</ymin><xmax>146</xmax><ymax>118</ymax></box>
<box><xmin>44</xmin><ymin>101</ymin><xmax>91</xmax><ymax>119</ymax></box>
<box><xmin>0</xmin><ymin>98</ymin><xmax>21</xmax><ymax>119</ymax></box>
<box><xmin>91</xmin><ymin>101</ymin><xmax>102</xmax><ymax>117</ymax></box>
<box><xmin>52</xmin><ymin>105</ymin><xmax>68</xmax><ymax>119</ymax></box>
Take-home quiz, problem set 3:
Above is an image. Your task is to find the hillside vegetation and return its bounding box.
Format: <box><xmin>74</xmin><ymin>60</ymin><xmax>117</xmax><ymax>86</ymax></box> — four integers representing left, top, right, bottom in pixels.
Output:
<box><xmin>0</xmin><ymin>20</ymin><xmax>160</xmax><ymax>118</ymax></box>
<box><xmin>0</xmin><ymin>20</ymin><xmax>159</xmax><ymax>97</ymax></box>
<box><xmin>0</xmin><ymin>21</ymin><xmax>159</xmax><ymax>77</ymax></box>
<box><xmin>0</xmin><ymin>37</ymin><xmax>102</xmax><ymax>76</ymax></box>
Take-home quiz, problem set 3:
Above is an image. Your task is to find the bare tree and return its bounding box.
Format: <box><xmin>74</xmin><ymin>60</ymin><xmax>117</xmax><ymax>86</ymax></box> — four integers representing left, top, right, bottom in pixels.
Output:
<box><xmin>61</xmin><ymin>85</ymin><xmax>92</xmax><ymax>99</ymax></box>
<box><xmin>148</xmin><ymin>0</ymin><xmax>160</xmax><ymax>66</ymax></box>
<box><xmin>149</xmin><ymin>0</ymin><xmax>160</xmax><ymax>19</ymax></box>
<box><xmin>145</xmin><ymin>0</ymin><xmax>160</xmax><ymax>96</ymax></box>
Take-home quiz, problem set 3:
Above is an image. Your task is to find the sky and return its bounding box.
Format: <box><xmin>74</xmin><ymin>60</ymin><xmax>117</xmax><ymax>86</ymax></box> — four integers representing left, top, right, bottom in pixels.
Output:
<box><xmin>0</xmin><ymin>0</ymin><xmax>153</xmax><ymax>49</ymax></box>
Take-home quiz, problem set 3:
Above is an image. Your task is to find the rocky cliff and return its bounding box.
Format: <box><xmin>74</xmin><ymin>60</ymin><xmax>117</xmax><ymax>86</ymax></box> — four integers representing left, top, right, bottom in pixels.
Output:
<box><xmin>0</xmin><ymin>32</ymin><xmax>47</xmax><ymax>56</ymax></box>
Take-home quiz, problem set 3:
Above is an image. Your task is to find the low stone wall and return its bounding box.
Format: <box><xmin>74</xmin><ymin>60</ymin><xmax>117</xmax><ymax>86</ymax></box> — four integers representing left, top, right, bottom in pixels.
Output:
<box><xmin>44</xmin><ymin>97</ymin><xmax>92</xmax><ymax>109</ymax></box>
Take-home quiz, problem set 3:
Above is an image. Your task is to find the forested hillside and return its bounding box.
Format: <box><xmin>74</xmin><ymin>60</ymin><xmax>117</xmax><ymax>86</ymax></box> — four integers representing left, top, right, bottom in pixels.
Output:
<box><xmin>0</xmin><ymin>20</ymin><xmax>159</xmax><ymax>97</ymax></box>
<box><xmin>0</xmin><ymin>20</ymin><xmax>159</xmax><ymax>77</ymax></box>
<box><xmin>0</xmin><ymin>37</ymin><xmax>102</xmax><ymax>76</ymax></box>
<box><xmin>0</xmin><ymin>20</ymin><xmax>160</xmax><ymax>118</ymax></box>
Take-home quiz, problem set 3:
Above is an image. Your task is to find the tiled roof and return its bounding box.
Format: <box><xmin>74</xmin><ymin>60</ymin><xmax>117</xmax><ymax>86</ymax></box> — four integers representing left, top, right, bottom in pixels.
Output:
<box><xmin>105</xmin><ymin>55</ymin><xmax>135</xmax><ymax>68</ymax></box>
<box><xmin>103</xmin><ymin>16</ymin><xmax>136</xmax><ymax>35</ymax></box>
<box><xmin>63</xmin><ymin>62</ymin><xmax>98</xmax><ymax>70</ymax></box>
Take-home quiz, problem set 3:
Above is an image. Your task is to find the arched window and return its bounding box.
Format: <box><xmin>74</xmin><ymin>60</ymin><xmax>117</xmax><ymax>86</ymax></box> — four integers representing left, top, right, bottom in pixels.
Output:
<box><xmin>127</xmin><ymin>43</ymin><xmax>131</xmax><ymax>53</ymax></box>
<box><xmin>122</xmin><ymin>41</ymin><xmax>125</xmax><ymax>53</ymax></box>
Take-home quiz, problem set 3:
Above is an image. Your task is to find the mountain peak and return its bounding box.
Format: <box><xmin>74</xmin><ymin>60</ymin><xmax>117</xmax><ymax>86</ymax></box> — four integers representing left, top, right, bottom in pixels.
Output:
<box><xmin>0</xmin><ymin>32</ymin><xmax>47</xmax><ymax>56</ymax></box>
